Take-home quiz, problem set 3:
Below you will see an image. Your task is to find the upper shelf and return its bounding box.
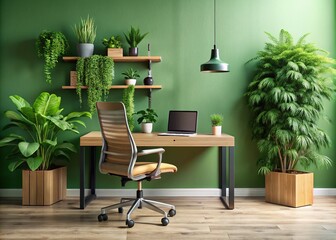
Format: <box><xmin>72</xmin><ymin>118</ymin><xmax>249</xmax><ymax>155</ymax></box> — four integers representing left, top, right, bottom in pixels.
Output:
<box><xmin>62</xmin><ymin>56</ymin><xmax>162</xmax><ymax>62</ymax></box>
<box><xmin>62</xmin><ymin>85</ymin><xmax>162</xmax><ymax>90</ymax></box>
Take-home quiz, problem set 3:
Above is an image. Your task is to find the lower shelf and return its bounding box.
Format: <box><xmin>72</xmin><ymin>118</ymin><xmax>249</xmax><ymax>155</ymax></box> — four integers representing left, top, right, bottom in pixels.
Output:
<box><xmin>62</xmin><ymin>85</ymin><xmax>162</xmax><ymax>90</ymax></box>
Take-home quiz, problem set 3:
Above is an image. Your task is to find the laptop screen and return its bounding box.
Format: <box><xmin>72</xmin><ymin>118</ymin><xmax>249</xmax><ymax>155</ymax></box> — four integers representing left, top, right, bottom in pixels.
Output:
<box><xmin>168</xmin><ymin>111</ymin><xmax>198</xmax><ymax>133</ymax></box>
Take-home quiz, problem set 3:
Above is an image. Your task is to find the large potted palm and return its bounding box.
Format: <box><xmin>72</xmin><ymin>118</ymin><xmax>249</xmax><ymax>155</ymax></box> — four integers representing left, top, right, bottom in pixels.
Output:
<box><xmin>0</xmin><ymin>92</ymin><xmax>91</xmax><ymax>205</ymax></box>
<box><xmin>245</xmin><ymin>29</ymin><xmax>335</xmax><ymax>207</ymax></box>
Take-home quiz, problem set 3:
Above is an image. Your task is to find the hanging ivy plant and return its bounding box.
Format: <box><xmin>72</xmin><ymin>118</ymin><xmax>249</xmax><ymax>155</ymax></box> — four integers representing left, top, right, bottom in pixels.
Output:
<box><xmin>36</xmin><ymin>31</ymin><xmax>69</xmax><ymax>83</ymax></box>
<box><xmin>122</xmin><ymin>85</ymin><xmax>135</xmax><ymax>131</ymax></box>
<box><xmin>76</xmin><ymin>55</ymin><xmax>114</xmax><ymax>113</ymax></box>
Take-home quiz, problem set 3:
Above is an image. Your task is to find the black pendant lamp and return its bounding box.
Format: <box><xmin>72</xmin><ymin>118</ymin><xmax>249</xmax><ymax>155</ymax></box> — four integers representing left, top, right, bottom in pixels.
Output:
<box><xmin>200</xmin><ymin>0</ymin><xmax>229</xmax><ymax>73</ymax></box>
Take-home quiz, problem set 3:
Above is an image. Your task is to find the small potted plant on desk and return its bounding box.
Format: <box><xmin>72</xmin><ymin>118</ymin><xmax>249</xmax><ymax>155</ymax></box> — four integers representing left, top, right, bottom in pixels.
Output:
<box><xmin>102</xmin><ymin>35</ymin><xmax>123</xmax><ymax>58</ymax></box>
<box><xmin>210</xmin><ymin>113</ymin><xmax>223</xmax><ymax>136</ymax></box>
<box><xmin>135</xmin><ymin>108</ymin><xmax>158</xmax><ymax>133</ymax></box>
<box><xmin>122</xmin><ymin>68</ymin><xmax>140</xmax><ymax>85</ymax></box>
<box><xmin>0</xmin><ymin>92</ymin><xmax>91</xmax><ymax>205</ymax></box>
<box><xmin>124</xmin><ymin>26</ymin><xmax>148</xmax><ymax>56</ymax></box>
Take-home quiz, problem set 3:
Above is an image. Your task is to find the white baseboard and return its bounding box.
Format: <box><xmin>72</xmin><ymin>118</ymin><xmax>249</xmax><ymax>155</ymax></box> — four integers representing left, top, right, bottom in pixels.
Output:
<box><xmin>1</xmin><ymin>188</ymin><xmax>336</xmax><ymax>198</ymax></box>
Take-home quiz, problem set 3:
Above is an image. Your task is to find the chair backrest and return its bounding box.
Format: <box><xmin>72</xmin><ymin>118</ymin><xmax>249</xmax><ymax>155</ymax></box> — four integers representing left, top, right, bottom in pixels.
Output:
<box><xmin>96</xmin><ymin>102</ymin><xmax>137</xmax><ymax>178</ymax></box>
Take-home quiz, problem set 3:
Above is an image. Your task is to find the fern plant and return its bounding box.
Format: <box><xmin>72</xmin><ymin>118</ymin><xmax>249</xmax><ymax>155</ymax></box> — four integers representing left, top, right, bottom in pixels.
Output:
<box><xmin>36</xmin><ymin>31</ymin><xmax>68</xmax><ymax>83</ymax></box>
<box><xmin>76</xmin><ymin>55</ymin><xmax>114</xmax><ymax>113</ymax></box>
<box><xmin>122</xmin><ymin>85</ymin><xmax>135</xmax><ymax>131</ymax></box>
<box><xmin>210</xmin><ymin>114</ymin><xmax>223</xmax><ymax>126</ymax></box>
<box><xmin>245</xmin><ymin>29</ymin><xmax>335</xmax><ymax>175</ymax></box>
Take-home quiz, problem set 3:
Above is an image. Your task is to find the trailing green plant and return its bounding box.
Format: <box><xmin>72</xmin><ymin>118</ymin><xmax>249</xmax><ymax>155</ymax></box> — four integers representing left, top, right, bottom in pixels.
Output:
<box><xmin>73</xmin><ymin>15</ymin><xmax>96</xmax><ymax>43</ymax></box>
<box><xmin>122</xmin><ymin>85</ymin><xmax>135</xmax><ymax>131</ymax></box>
<box><xmin>36</xmin><ymin>31</ymin><xmax>68</xmax><ymax>83</ymax></box>
<box><xmin>122</xmin><ymin>68</ymin><xmax>140</xmax><ymax>79</ymax></box>
<box><xmin>210</xmin><ymin>114</ymin><xmax>223</xmax><ymax>126</ymax></box>
<box><xmin>76</xmin><ymin>55</ymin><xmax>114</xmax><ymax>113</ymax></box>
<box><xmin>0</xmin><ymin>92</ymin><xmax>91</xmax><ymax>171</ymax></box>
<box><xmin>135</xmin><ymin>108</ymin><xmax>158</xmax><ymax>124</ymax></box>
<box><xmin>245</xmin><ymin>29</ymin><xmax>336</xmax><ymax>175</ymax></box>
<box><xmin>124</xmin><ymin>26</ymin><xmax>148</xmax><ymax>48</ymax></box>
<box><xmin>102</xmin><ymin>35</ymin><xmax>122</xmax><ymax>48</ymax></box>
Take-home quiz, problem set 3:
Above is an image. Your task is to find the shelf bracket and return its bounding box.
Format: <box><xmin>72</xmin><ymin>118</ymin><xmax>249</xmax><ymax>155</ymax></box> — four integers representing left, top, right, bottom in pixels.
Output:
<box><xmin>147</xmin><ymin>89</ymin><xmax>152</xmax><ymax>109</ymax></box>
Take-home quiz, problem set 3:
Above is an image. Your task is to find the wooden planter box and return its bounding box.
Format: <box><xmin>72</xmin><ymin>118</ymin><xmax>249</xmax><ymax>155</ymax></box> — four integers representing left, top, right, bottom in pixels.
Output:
<box><xmin>22</xmin><ymin>167</ymin><xmax>67</xmax><ymax>206</ymax></box>
<box><xmin>265</xmin><ymin>171</ymin><xmax>313</xmax><ymax>207</ymax></box>
<box><xmin>107</xmin><ymin>48</ymin><xmax>123</xmax><ymax>57</ymax></box>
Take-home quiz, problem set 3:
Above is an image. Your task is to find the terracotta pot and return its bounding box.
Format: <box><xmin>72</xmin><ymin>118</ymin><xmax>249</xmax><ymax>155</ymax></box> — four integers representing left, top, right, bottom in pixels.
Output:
<box><xmin>212</xmin><ymin>126</ymin><xmax>222</xmax><ymax>136</ymax></box>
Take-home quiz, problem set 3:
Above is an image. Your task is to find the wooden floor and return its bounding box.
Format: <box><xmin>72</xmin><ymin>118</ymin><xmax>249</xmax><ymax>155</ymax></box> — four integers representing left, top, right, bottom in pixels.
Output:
<box><xmin>0</xmin><ymin>196</ymin><xmax>335</xmax><ymax>239</ymax></box>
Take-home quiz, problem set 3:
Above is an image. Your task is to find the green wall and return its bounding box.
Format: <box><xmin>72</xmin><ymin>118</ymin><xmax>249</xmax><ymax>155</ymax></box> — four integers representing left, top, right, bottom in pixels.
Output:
<box><xmin>0</xmin><ymin>0</ymin><xmax>335</xmax><ymax>189</ymax></box>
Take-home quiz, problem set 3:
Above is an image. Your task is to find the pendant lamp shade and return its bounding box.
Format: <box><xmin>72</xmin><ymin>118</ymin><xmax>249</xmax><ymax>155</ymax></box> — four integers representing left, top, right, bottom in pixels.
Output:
<box><xmin>200</xmin><ymin>0</ymin><xmax>229</xmax><ymax>73</ymax></box>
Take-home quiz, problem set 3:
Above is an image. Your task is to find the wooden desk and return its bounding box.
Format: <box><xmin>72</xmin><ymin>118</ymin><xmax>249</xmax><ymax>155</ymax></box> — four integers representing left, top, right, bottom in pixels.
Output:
<box><xmin>79</xmin><ymin>131</ymin><xmax>235</xmax><ymax>209</ymax></box>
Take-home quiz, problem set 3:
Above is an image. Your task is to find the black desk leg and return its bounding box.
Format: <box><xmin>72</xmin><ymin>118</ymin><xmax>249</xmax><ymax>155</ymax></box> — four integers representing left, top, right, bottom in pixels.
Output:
<box><xmin>80</xmin><ymin>146</ymin><xmax>97</xmax><ymax>209</ymax></box>
<box><xmin>220</xmin><ymin>146</ymin><xmax>235</xmax><ymax>209</ymax></box>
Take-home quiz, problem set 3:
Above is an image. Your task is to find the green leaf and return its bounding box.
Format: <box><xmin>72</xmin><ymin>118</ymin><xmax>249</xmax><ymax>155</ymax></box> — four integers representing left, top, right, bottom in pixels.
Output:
<box><xmin>33</xmin><ymin>92</ymin><xmax>61</xmax><ymax>116</ymax></box>
<box><xmin>8</xmin><ymin>160</ymin><xmax>25</xmax><ymax>172</ymax></box>
<box><xmin>26</xmin><ymin>156</ymin><xmax>43</xmax><ymax>171</ymax></box>
<box><xmin>9</xmin><ymin>95</ymin><xmax>31</xmax><ymax>110</ymax></box>
<box><xmin>18</xmin><ymin>142</ymin><xmax>39</xmax><ymax>157</ymax></box>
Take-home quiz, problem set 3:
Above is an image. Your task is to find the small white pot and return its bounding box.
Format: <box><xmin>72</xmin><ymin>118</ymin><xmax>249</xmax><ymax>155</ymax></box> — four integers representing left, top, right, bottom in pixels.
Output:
<box><xmin>141</xmin><ymin>122</ymin><xmax>153</xmax><ymax>133</ymax></box>
<box><xmin>212</xmin><ymin>126</ymin><xmax>222</xmax><ymax>136</ymax></box>
<box><xmin>125</xmin><ymin>79</ymin><xmax>136</xmax><ymax>85</ymax></box>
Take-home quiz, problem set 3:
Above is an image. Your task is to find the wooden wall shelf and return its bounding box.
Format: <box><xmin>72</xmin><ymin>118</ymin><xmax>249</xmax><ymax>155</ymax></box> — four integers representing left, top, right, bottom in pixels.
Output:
<box><xmin>62</xmin><ymin>85</ymin><xmax>162</xmax><ymax>90</ymax></box>
<box><xmin>62</xmin><ymin>56</ymin><xmax>162</xmax><ymax>62</ymax></box>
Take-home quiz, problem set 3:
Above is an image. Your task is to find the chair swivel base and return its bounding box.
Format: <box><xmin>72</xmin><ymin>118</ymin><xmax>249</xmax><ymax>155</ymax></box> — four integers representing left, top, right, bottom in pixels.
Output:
<box><xmin>97</xmin><ymin>190</ymin><xmax>176</xmax><ymax>228</ymax></box>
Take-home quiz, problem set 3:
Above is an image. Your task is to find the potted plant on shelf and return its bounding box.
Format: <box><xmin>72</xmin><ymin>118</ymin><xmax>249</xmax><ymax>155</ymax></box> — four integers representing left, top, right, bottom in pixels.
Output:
<box><xmin>102</xmin><ymin>35</ymin><xmax>123</xmax><ymax>58</ymax></box>
<box><xmin>122</xmin><ymin>68</ymin><xmax>140</xmax><ymax>85</ymax></box>
<box><xmin>124</xmin><ymin>26</ymin><xmax>148</xmax><ymax>56</ymax></box>
<box><xmin>245</xmin><ymin>29</ymin><xmax>335</xmax><ymax>207</ymax></box>
<box><xmin>36</xmin><ymin>30</ymin><xmax>69</xmax><ymax>83</ymax></box>
<box><xmin>135</xmin><ymin>108</ymin><xmax>158</xmax><ymax>133</ymax></box>
<box><xmin>122</xmin><ymin>85</ymin><xmax>135</xmax><ymax>131</ymax></box>
<box><xmin>0</xmin><ymin>92</ymin><xmax>91</xmax><ymax>206</ymax></box>
<box><xmin>210</xmin><ymin>113</ymin><xmax>223</xmax><ymax>136</ymax></box>
<box><xmin>73</xmin><ymin>15</ymin><xmax>96</xmax><ymax>57</ymax></box>
<box><xmin>76</xmin><ymin>55</ymin><xmax>114</xmax><ymax>113</ymax></box>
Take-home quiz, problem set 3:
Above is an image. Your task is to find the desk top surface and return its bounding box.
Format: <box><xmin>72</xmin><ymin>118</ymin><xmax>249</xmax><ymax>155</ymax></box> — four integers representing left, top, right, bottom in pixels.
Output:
<box><xmin>80</xmin><ymin>131</ymin><xmax>234</xmax><ymax>147</ymax></box>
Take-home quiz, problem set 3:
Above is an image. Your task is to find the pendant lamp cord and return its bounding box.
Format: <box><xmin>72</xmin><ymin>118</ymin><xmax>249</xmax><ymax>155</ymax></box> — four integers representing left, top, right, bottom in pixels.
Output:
<box><xmin>214</xmin><ymin>0</ymin><xmax>216</xmax><ymax>48</ymax></box>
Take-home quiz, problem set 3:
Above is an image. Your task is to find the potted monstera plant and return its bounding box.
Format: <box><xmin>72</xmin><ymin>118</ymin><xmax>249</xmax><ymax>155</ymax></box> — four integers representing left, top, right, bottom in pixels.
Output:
<box><xmin>245</xmin><ymin>29</ymin><xmax>335</xmax><ymax>207</ymax></box>
<box><xmin>0</xmin><ymin>92</ymin><xmax>91</xmax><ymax>205</ymax></box>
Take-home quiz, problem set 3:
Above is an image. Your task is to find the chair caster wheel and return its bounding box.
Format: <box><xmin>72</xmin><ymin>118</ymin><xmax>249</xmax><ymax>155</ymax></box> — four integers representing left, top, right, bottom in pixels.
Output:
<box><xmin>161</xmin><ymin>217</ymin><xmax>169</xmax><ymax>226</ymax></box>
<box><xmin>118</xmin><ymin>207</ymin><xmax>123</xmax><ymax>213</ymax></box>
<box><xmin>126</xmin><ymin>219</ymin><xmax>135</xmax><ymax>228</ymax></box>
<box><xmin>168</xmin><ymin>209</ymin><xmax>176</xmax><ymax>217</ymax></box>
<box><xmin>98</xmin><ymin>214</ymin><xmax>108</xmax><ymax>222</ymax></box>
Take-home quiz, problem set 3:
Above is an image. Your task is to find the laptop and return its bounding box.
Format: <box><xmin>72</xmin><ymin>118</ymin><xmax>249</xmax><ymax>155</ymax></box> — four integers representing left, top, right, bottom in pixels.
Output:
<box><xmin>158</xmin><ymin>110</ymin><xmax>198</xmax><ymax>136</ymax></box>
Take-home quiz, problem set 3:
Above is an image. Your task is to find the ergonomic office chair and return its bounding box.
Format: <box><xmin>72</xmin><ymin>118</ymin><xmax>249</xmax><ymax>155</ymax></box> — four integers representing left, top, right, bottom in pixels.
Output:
<box><xmin>96</xmin><ymin>102</ymin><xmax>177</xmax><ymax>228</ymax></box>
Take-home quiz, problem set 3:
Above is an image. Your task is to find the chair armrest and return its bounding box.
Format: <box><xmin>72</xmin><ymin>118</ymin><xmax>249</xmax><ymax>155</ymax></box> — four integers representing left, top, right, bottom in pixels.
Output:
<box><xmin>137</xmin><ymin>148</ymin><xmax>165</xmax><ymax>157</ymax></box>
<box><xmin>135</xmin><ymin>148</ymin><xmax>165</xmax><ymax>179</ymax></box>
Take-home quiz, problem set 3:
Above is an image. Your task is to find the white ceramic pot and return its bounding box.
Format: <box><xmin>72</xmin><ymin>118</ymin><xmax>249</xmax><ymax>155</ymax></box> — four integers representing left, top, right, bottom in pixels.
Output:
<box><xmin>141</xmin><ymin>122</ymin><xmax>153</xmax><ymax>133</ymax></box>
<box><xmin>212</xmin><ymin>126</ymin><xmax>222</xmax><ymax>136</ymax></box>
<box><xmin>125</xmin><ymin>79</ymin><xmax>136</xmax><ymax>85</ymax></box>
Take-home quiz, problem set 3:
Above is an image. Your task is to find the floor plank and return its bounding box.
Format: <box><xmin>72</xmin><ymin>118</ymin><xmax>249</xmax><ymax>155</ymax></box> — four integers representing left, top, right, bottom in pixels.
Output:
<box><xmin>0</xmin><ymin>196</ymin><xmax>335</xmax><ymax>239</ymax></box>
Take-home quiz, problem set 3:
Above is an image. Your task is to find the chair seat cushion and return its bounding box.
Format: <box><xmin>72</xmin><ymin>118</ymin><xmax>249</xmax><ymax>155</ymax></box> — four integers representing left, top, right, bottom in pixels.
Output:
<box><xmin>101</xmin><ymin>161</ymin><xmax>177</xmax><ymax>178</ymax></box>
